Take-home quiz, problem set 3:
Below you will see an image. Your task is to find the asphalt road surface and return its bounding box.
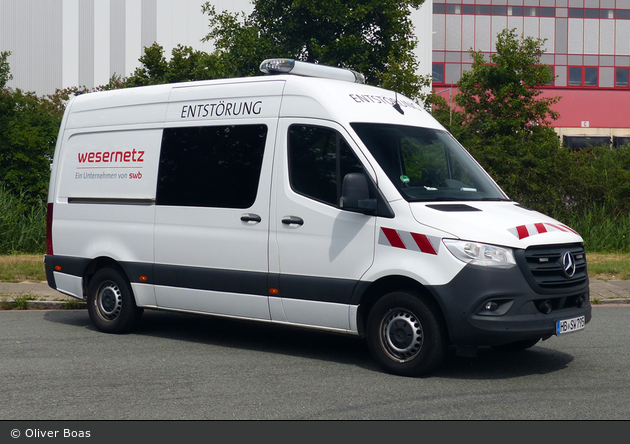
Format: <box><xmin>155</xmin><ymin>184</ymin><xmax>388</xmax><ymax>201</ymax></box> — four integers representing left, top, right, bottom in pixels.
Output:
<box><xmin>1</xmin><ymin>306</ymin><xmax>629</xmax><ymax>420</ymax></box>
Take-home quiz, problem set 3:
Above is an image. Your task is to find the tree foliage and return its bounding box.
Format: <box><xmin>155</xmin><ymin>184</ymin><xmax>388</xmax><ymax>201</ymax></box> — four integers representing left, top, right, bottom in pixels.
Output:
<box><xmin>453</xmin><ymin>28</ymin><xmax>560</xmax><ymax>141</ymax></box>
<box><xmin>1</xmin><ymin>51</ymin><xmax>12</xmax><ymax>89</ymax></box>
<box><xmin>125</xmin><ymin>43</ymin><xmax>222</xmax><ymax>87</ymax></box>
<box><xmin>201</xmin><ymin>0</ymin><xmax>431</xmax><ymax>101</ymax></box>
<box><xmin>0</xmin><ymin>54</ymin><xmax>63</xmax><ymax>202</ymax></box>
<box><xmin>431</xmin><ymin>28</ymin><xmax>630</xmax><ymax>222</ymax></box>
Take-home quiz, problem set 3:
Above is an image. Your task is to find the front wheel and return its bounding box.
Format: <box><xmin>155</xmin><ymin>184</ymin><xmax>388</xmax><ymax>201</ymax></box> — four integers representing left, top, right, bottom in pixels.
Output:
<box><xmin>87</xmin><ymin>268</ymin><xmax>142</xmax><ymax>334</ymax></box>
<box><xmin>366</xmin><ymin>291</ymin><xmax>447</xmax><ymax>377</ymax></box>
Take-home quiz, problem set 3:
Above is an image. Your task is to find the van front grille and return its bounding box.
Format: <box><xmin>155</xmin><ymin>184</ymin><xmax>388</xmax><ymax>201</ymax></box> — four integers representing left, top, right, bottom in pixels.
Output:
<box><xmin>516</xmin><ymin>244</ymin><xmax>588</xmax><ymax>294</ymax></box>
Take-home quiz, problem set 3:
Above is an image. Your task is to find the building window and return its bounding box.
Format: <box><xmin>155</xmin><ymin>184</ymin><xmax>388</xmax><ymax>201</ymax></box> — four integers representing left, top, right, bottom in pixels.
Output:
<box><xmin>584</xmin><ymin>67</ymin><xmax>598</xmax><ymax>86</ymax></box>
<box><xmin>569</xmin><ymin>67</ymin><xmax>598</xmax><ymax>87</ymax></box>
<box><xmin>543</xmin><ymin>66</ymin><xmax>555</xmax><ymax>86</ymax></box>
<box><xmin>432</xmin><ymin>4</ymin><xmax>627</xmax><ymax>19</ymax></box>
<box><xmin>477</xmin><ymin>5</ymin><xmax>491</xmax><ymax>15</ymax></box>
<box><xmin>432</xmin><ymin>63</ymin><xmax>445</xmax><ymax>84</ymax></box>
<box><xmin>524</xmin><ymin>7</ymin><xmax>539</xmax><ymax>16</ymax></box>
<box><xmin>540</xmin><ymin>7</ymin><xmax>555</xmax><ymax>17</ymax></box>
<box><xmin>446</xmin><ymin>4</ymin><xmax>461</xmax><ymax>14</ymax></box>
<box><xmin>616</xmin><ymin>68</ymin><xmax>629</xmax><ymax>87</ymax></box>
<box><xmin>568</xmin><ymin>67</ymin><xmax>582</xmax><ymax>86</ymax></box>
<box><xmin>585</xmin><ymin>8</ymin><xmax>599</xmax><ymax>18</ymax></box>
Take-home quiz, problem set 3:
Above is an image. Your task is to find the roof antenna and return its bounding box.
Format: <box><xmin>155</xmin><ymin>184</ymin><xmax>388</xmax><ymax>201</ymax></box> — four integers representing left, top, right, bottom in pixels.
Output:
<box><xmin>393</xmin><ymin>92</ymin><xmax>404</xmax><ymax>115</ymax></box>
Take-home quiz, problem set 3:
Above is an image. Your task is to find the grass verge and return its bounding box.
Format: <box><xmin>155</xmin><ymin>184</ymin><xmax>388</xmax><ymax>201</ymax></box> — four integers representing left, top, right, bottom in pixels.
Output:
<box><xmin>0</xmin><ymin>254</ymin><xmax>46</xmax><ymax>282</ymax></box>
<box><xmin>583</xmin><ymin>253</ymin><xmax>630</xmax><ymax>280</ymax></box>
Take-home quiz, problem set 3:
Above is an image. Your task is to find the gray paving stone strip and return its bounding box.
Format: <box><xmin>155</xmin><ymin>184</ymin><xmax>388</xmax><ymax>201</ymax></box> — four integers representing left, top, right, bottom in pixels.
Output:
<box><xmin>0</xmin><ymin>281</ymin><xmax>86</xmax><ymax>309</ymax></box>
<box><xmin>0</xmin><ymin>279</ymin><xmax>628</xmax><ymax>309</ymax></box>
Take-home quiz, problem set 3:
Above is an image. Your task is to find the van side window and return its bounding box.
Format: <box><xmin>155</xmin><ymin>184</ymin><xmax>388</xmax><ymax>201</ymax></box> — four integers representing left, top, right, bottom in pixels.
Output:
<box><xmin>157</xmin><ymin>125</ymin><xmax>267</xmax><ymax>208</ymax></box>
<box><xmin>289</xmin><ymin>125</ymin><xmax>364</xmax><ymax>207</ymax></box>
<box><xmin>288</xmin><ymin>125</ymin><xmax>364</xmax><ymax>207</ymax></box>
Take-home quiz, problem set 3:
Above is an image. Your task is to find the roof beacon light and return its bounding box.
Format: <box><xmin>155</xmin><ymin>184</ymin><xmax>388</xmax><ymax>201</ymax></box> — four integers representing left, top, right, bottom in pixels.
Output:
<box><xmin>260</xmin><ymin>58</ymin><xmax>365</xmax><ymax>84</ymax></box>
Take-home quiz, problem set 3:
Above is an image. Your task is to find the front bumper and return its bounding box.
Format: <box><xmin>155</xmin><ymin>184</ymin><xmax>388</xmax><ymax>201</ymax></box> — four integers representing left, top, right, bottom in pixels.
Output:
<box><xmin>427</xmin><ymin>263</ymin><xmax>591</xmax><ymax>347</ymax></box>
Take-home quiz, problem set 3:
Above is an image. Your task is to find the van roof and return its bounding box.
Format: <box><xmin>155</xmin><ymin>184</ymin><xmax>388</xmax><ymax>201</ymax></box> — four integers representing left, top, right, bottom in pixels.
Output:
<box><xmin>64</xmin><ymin>74</ymin><xmax>443</xmax><ymax>131</ymax></box>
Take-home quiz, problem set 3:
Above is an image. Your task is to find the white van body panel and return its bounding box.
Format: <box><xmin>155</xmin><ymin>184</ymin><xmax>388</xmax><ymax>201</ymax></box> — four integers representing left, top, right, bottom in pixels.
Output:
<box><xmin>165</xmin><ymin>79</ymin><xmax>285</xmax><ymax>123</ymax></box>
<box><xmin>65</xmin><ymin>85</ymin><xmax>170</xmax><ymax>130</ymax></box>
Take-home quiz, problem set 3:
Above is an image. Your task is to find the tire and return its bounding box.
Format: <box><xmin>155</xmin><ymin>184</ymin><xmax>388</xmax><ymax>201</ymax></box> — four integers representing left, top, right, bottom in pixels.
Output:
<box><xmin>87</xmin><ymin>268</ymin><xmax>143</xmax><ymax>334</ymax></box>
<box><xmin>492</xmin><ymin>338</ymin><xmax>540</xmax><ymax>352</ymax></box>
<box><xmin>366</xmin><ymin>291</ymin><xmax>447</xmax><ymax>377</ymax></box>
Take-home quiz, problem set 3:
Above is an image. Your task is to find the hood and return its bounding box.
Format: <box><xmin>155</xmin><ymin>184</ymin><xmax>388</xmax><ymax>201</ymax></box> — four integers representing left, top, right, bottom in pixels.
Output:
<box><xmin>410</xmin><ymin>201</ymin><xmax>584</xmax><ymax>249</ymax></box>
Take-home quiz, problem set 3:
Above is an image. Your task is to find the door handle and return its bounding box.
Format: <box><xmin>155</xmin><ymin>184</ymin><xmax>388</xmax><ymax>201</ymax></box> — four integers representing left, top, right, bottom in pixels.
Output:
<box><xmin>281</xmin><ymin>216</ymin><xmax>304</xmax><ymax>226</ymax></box>
<box><xmin>241</xmin><ymin>213</ymin><xmax>262</xmax><ymax>224</ymax></box>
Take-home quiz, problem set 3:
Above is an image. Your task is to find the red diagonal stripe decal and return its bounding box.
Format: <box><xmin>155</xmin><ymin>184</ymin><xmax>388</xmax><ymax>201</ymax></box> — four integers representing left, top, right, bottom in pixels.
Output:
<box><xmin>381</xmin><ymin>227</ymin><xmax>406</xmax><ymax>249</ymax></box>
<box><xmin>411</xmin><ymin>233</ymin><xmax>437</xmax><ymax>255</ymax></box>
<box><xmin>516</xmin><ymin>225</ymin><xmax>529</xmax><ymax>240</ymax></box>
<box><xmin>547</xmin><ymin>223</ymin><xmax>568</xmax><ymax>233</ymax></box>
<box><xmin>534</xmin><ymin>223</ymin><xmax>547</xmax><ymax>234</ymax></box>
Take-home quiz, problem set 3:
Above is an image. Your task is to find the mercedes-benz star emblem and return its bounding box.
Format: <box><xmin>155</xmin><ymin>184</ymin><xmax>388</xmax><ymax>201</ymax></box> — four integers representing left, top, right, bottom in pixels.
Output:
<box><xmin>562</xmin><ymin>251</ymin><xmax>576</xmax><ymax>277</ymax></box>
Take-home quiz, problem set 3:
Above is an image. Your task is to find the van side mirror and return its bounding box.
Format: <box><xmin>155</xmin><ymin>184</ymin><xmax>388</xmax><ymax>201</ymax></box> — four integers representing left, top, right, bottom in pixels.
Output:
<box><xmin>341</xmin><ymin>173</ymin><xmax>377</xmax><ymax>214</ymax></box>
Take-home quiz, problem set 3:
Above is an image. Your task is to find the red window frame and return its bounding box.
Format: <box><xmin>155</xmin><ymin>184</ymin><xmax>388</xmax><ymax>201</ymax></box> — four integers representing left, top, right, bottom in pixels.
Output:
<box><xmin>432</xmin><ymin>63</ymin><xmax>446</xmax><ymax>85</ymax></box>
<box><xmin>615</xmin><ymin>67</ymin><xmax>630</xmax><ymax>88</ymax></box>
<box><xmin>567</xmin><ymin>66</ymin><xmax>599</xmax><ymax>88</ymax></box>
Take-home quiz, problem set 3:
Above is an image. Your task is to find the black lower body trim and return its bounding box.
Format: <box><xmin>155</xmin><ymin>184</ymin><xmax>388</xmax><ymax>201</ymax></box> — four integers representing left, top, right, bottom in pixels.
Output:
<box><xmin>44</xmin><ymin>255</ymin><xmax>359</xmax><ymax>304</ymax></box>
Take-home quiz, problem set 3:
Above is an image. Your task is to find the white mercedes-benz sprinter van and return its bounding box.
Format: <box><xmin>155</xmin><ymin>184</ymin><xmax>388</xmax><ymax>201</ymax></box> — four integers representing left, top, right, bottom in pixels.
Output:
<box><xmin>45</xmin><ymin>59</ymin><xmax>591</xmax><ymax>376</ymax></box>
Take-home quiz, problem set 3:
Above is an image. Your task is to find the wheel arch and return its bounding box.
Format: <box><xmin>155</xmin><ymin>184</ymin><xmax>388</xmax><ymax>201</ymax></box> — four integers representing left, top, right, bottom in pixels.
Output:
<box><xmin>356</xmin><ymin>275</ymin><xmax>449</xmax><ymax>341</ymax></box>
<box><xmin>81</xmin><ymin>257</ymin><xmax>130</xmax><ymax>298</ymax></box>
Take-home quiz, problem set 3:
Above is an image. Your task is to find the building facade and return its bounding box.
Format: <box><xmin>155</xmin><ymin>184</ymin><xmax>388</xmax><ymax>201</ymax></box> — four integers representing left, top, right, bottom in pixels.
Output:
<box><xmin>0</xmin><ymin>0</ymin><xmax>255</xmax><ymax>95</ymax></box>
<box><xmin>0</xmin><ymin>0</ymin><xmax>433</xmax><ymax>96</ymax></box>
<box><xmin>432</xmin><ymin>0</ymin><xmax>630</xmax><ymax>145</ymax></box>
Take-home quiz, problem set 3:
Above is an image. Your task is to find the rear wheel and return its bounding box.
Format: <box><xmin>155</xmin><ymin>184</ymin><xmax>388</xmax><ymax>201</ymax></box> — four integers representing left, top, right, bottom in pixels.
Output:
<box><xmin>366</xmin><ymin>291</ymin><xmax>447</xmax><ymax>377</ymax></box>
<box><xmin>87</xmin><ymin>268</ymin><xmax>142</xmax><ymax>334</ymax></box>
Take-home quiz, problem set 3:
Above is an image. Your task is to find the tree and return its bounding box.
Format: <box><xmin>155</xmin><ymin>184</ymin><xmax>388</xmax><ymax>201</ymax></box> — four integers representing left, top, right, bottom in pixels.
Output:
<box><xmin>452</xmin><ymin>28</ymin><xmax>560</xmax><ymax>142</ymax></box>
<box><xmin>0</xmin><ymin>54</ymin><xmax>62</xmax><ymax>202</ymax></box>
<box><xmin>1</xmin><ymin>51</ymin><xmax>12</xmax><ymax>89</ymax></box>
<box><xmin>429</xmin><ymin>29</ymin><xmax>575</xmax><ymax>217</ymax></box>
<box><xmin>201</xmin><ymin>0</ymin><xmax>431</xmax><ymax>101</ymax></box>
<box><xmin>125</xmin><ymin>43</ymin><xmax>221</xmax><ymax>87</ymax></box>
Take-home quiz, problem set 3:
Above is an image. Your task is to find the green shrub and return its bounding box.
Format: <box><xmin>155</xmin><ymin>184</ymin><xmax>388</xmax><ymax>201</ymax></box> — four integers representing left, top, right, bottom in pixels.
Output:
<box><xmin>0</xmin><ymin>187</ymin><xmax>46</xmax><ymax>254</ymax></box>
<box><xmin>561</xmin><ymin>204</ymin><xmax>630</xmax><ymax>253</ymax></box>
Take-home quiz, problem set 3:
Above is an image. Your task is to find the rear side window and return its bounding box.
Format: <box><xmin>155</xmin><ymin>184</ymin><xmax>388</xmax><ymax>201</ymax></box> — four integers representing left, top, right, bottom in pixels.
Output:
<box><xmin>288</xmin><ymin>125</ymin><xmax>365</xmax><ymax>207</ymax></box>
<box><xmin>157</xmin><ymin>125</ymin><xmax>267</xmax><ymax>208</ymax></box>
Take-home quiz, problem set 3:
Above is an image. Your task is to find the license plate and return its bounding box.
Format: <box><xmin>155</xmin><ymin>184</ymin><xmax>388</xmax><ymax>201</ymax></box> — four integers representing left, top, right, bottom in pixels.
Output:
<box><xmin>556</xmin><ymin>316</ymin><xmax>585</xmax><ymax>335</ymax></box>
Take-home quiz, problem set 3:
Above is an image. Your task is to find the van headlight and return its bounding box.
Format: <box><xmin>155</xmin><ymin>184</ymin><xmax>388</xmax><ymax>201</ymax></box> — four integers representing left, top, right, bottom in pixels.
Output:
<box><xmin>443</xmin><ymin>240</ymin><xmax>516</xmax><ymax>269</ymax></box>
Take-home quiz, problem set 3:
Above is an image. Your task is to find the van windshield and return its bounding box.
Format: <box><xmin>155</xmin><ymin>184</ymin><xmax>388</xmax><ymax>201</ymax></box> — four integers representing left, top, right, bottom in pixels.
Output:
<box><xmin>351</xmin><ymin>123</ymin><xmax>509</xmax><ymax>203</ymax></box>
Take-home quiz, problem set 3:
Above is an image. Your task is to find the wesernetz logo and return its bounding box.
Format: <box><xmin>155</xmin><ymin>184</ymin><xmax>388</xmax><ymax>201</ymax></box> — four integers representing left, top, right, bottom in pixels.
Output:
<box><xmin>562</xmin><ymin>251</ymin><xmax>576</xmax><ymax>278</ymax></box>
